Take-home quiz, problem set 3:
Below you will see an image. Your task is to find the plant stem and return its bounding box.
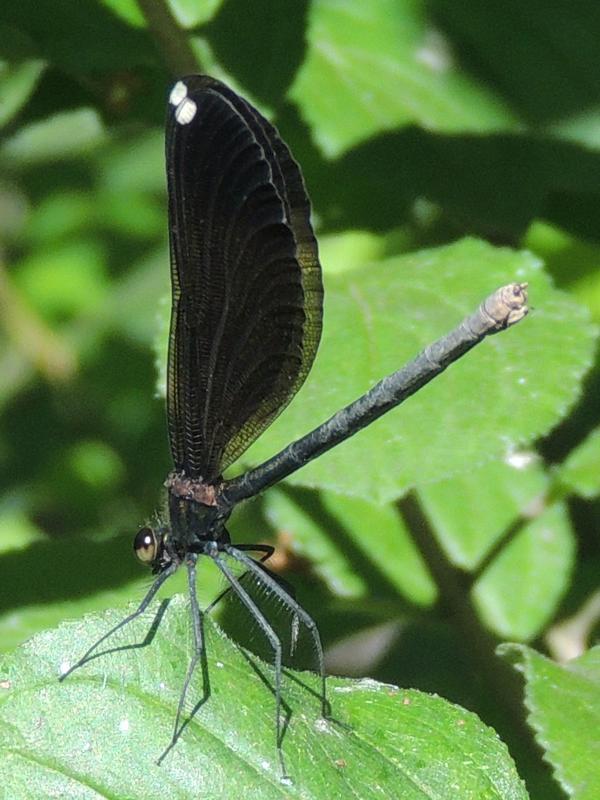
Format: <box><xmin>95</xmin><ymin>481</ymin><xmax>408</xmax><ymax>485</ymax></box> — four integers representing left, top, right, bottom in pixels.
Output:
<box><xmin>399</xmin><ymin>490</ymin><xmax>561</xmax><ymax>798</ymax></box>
<box><xmin>137</xmin><ymin>0</ymin><xmax>200</xmax><ymax>76</ymax></box>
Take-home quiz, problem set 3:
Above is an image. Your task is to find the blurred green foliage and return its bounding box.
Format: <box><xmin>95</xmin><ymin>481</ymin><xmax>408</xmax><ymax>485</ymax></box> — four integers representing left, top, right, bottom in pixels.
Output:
<box><xmin>0</xmin><ymin>1</ymin><xmax>599</xmax><ymax>798</ymax></box>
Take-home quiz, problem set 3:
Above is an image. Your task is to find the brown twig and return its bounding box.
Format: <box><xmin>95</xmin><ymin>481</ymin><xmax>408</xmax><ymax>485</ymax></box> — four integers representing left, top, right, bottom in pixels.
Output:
<box><xmin>137</xmin><ymin>0</ymin><xmax>201</xmax><ymax>77</ymax></box>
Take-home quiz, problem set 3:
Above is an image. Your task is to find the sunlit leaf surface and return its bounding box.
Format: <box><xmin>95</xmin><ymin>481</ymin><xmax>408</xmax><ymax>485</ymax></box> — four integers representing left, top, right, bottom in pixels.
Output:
<box><xmin>0</xmin><ymin>598</ymin><xmax>529</xmax><ymax>799</ymax></box>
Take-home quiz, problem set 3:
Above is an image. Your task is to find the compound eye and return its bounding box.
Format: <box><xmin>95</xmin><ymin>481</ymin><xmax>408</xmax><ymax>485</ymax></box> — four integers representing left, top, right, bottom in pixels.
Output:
<box><xmin>134</xmin><ymin>527</ymin><xmax>158</xmax><ymax>564</ymax></box>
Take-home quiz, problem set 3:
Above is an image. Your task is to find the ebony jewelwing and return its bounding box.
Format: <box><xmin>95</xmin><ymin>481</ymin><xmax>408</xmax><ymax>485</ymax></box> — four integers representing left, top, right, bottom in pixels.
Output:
<box><xmin>61</xmin><ymin>74</ymin><xmax>528</xmax><ymax>779</ymax></box>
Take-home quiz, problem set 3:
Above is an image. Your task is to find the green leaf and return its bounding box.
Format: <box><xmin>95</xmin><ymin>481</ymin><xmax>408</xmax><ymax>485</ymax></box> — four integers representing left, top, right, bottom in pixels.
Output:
<box><xmin>14</xmin><ymin>239</ymin><xmax>109</xmax><ymax>321</ymax></box>
<box><xmin>266</xmin><ymin>487</ymin><xmax>367</xmax><ymax>598</ymax></box>
<box><xmin>555</xmin><ymin>426</ymin><xmax>600</xmax><ymax>500</ymax></box>
<box><xmin>549</xmin><ymin>108</ymin><xmax>600</xmax><ymax>151</ymax></box>
<box><xmin>499</xmin><ymin>644</ymin><xmax>600</xmax><ymax>800</ymax></box>
<box><xmin>0</xmin><ymin>580</ymin><xmax>150</xmax><ymax>656</ymax></box>
<box><xmin>99</xmin><ymin>128</ymin><xmax>165</xmax><ymax>194</ymax></box>
<box><xmin>169</xmin><ymin>0</ymin><xmax>224</xmax><ymax>28</ymax></box>
<box><xmin>419</xmin><ymin>459</ymin><xmax>576</xmax><ymax>640</ymax></box>
<box><xmin>0</xmin><ymin>1</ymin><xmax>153</xmax><ymax>73</ymax></box>
<box><xmin>472</xmin><ymin>500</ymin><xmax>574</xmax><ymax>641</ymax></box>
<box><xmin>97</xmin><ymin>189</ymin><xmax>165</xmax><ymax>238</ymax></box>
<box><xmin>0</xmin><ymin>180</ymin><xmax>29</xmax><ymax>242</ymax></box>
<box><xmin>419</xmin><ymin>457</ymin><xmax>548</xmax><ymax>570</ymax></box>
<box><xmin>432</xmin><ymin>0</ymin><xmax>600</xmax><ymax>152</ymax></box>
<box><xmin>25</xmin><ymin>191</ymin><xmax>96</xmax><ymax>244</ymax></box>
<box><xmin>100</xmin><ymin>0</ymin><xmax>145</xmax><ymax>27</ymax></box>
<box><xmin>289</xmin><ymin>0</ymin><xmax>518</xmax><ymax>157</ymax></box>
<box><xmin>319</xmin><ymin>229</ymin><xmax>391</xmax><ymax>274</ymax></box>
<box><xmin>0</xmin><ymin>597</ymin><xmax>529</xmax><ymax>799</ymax></box>
<box><xmin>233</xmin><ymin>238</ymin><xmax>595</xmax><ymax>504</ymax></box>
<box><xmin>523</xmin><ymin>221</ymin><xmax>600</xmax><ymax>322</ymax></box>
<box><xmin>0</xmin><ymin>108</ymin><xmax>106</xmax><ymax>166</ymax></box>
<box><xmin>102</xmin><ymin>0</ymin><xmax>224</xmax><ymax>29</ymax></box>
<box><xmin>0</xmin><ymin>507</ymin><xmax>44</xmax><ymax>555</ymax></box>
<box><xmin>0</xmin><ymin>58</ymin><xmax>45</xmax><ymax>128</ymax></box>
<box><xmin>66</xmin><ymin>440</ymin><xmax>126</xmax><ymax>490</ymax></box>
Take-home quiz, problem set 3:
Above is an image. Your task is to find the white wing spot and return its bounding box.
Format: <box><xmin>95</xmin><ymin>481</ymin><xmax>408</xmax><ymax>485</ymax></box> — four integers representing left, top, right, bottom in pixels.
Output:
<box><xmin>169</xmin><ymin>81</ymin><xmax>188</xmax><ymax>106</ymax></box>
<box><xmin>119</xmin><ymin>718</ymin><xmax>130</xmax><ymax>733</ymax></box>
<box><xmin>175</xmin><ymin>98</ymin><xmax>197</xmax><ymax>125</ymax></box>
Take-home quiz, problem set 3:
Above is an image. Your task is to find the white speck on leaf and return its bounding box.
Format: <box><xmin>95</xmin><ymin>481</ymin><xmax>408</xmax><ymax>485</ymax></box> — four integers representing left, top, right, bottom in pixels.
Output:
<box><xmin>415</xmin><ymin>30</ymin><xmax>453</xmax><ymax>73</ymax></box>
<box><xmin>505</xmin><ymin>450</ymin><xmax>537</xmax><ymax>470</ymax></box>
<box><xmin>314</xmin><ymin>717</ymin><xmax>331</xmax><ymax>733</ymax></box>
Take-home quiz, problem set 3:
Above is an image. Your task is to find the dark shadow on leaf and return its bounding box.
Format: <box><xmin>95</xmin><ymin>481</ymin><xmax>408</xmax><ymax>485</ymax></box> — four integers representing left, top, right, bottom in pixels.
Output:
<box><xmin>205</xmin><ymin>0</ymin><xmax>310</xmax><ymax>104</ymax></box>
<box><xmin>318</xmin><ymin>130</ymin><xmax>600</xmax><ymax>243</ymax></box>
<box><xmin>429</xmin><ymin>0</ymin><xmax>600</xmax><ymax>124</ymax></box>
<box><xmin>236</xmin><ymin>645</ymin><xmax>293</xmax><ymax>745</ymax></box>
<box><xmin>281</xmin><ymin>485</ymin><xmax>414</xmax><ymax>606</ymax></box>
<box><xmin>276</xmin><ymin>116</ymin><xmax>600</xmax><ymax>244</ymax></box>
<box><xmin>0</xmin><ymin>0</ymin><xmax>156</xmax><ymax>74</ymax></box>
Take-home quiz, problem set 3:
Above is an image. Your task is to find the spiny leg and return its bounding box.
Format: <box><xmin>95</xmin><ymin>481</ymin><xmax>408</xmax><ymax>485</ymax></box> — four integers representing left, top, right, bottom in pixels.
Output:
<box><xmin>205</xmin><ymin>544</ymin><xmax>274</xmax><ymax>614</ymax></box>
<box><xmin>224</xmin><ymin>544</ymin><xmax>329</xmax><ymax>718</ymax></box>
<box><xmin>205</xmin><ymin>543</ymin><xmax>302</xmax><ymax>666</ymax></box>
<box><xmin>213</xmin><ymin>555</ymin><xmax>289</xmax><ymax>780</ymax></box>
<box><xmin>158</xmin><ymin>555</ymin><xmax>209</xmax><ymax>764</ymax></box>
<box><xmin>226</xmin><ymin>545</ymin><xmax>300</xmax><ymax>653</ymax></box>
<box><xmin>59</xmin><ymin>563</ymin><xmax>177</xmax><ymax>681</ymax></box>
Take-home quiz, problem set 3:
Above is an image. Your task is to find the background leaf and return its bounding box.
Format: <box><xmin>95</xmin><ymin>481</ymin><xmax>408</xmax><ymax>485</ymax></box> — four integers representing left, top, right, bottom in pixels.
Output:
<box><xmin>265</xmin><ymin>486</ymin><xmax>437</xmax><ymax>604</ymax></box>
<box><xmin>500</xmin><ymin>645</ymin><xmax>600</xmax><ymax>800</ymax></box>
<box><xmin>0</xmin><ymin>58</ymin><xmax>46</xmax><ymax>129</ymax></box>
<box><xmin>555</xmin><ymin>426</ymin><xmax>600</xmax><ymax>500</ymax></box>
<box><xmin>0</xmin><ymin>108</ymin><xmax>106</xmax><ymax>165</ymax></box>
<box><xmin>290</xmin><ymin>0</ymin><xmax>517</xmax><ymax>158</ymax></box>
<box><xmin>431</xmin><ymin>0</ymin><xmax>600</xmax><ymax>150</ymax></box>
<box><xmin>419</xmin><ymin>458</ymin><xmax>577</xmax><ymax>640</ymax></box>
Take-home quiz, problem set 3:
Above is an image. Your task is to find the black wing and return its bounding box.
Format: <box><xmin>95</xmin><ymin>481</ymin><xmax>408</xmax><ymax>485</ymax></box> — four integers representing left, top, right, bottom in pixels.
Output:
<box><xmin>165</xmin><ymin>75</ymin><xmax>323</xmax><ymax>482</ymax></box>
